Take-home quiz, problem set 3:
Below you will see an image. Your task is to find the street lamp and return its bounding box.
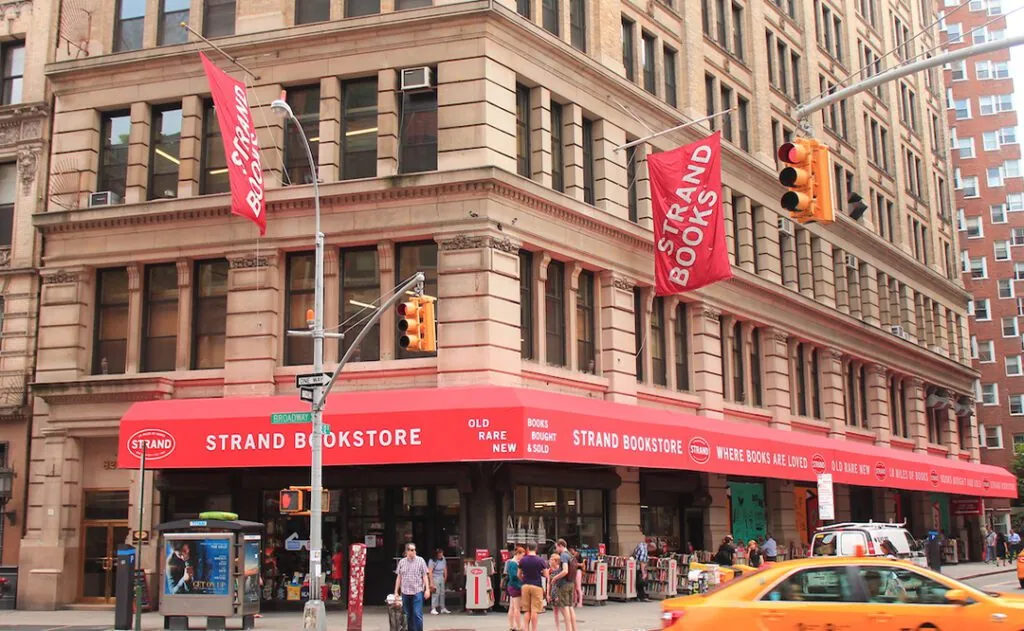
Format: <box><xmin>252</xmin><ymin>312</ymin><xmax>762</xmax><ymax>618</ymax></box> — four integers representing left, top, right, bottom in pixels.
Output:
<box><xmin>271</xmin><ymin>93</ymin><xmax>327</xmax><ymax>631</ymax></box>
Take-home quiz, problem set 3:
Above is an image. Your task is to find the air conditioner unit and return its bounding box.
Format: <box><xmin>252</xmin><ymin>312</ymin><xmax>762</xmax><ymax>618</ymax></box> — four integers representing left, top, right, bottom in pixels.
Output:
<box><xmin>845</xmin><ymin>253</ymin><xmax>859</xmax><ymax>270</ymax></box>
<box><xmin>890</xmin><ymin>325</ymin><xmax>908</xmax><ymax>340</ymax></box>
<box><xmin>400</xmin><ymin>67</ymin><xmax>434</xmax><ymax>92</ymax></box>
<box><xmin>777</xmin><ymin>217</ymin><xmax>794</xmax><ymax>236</ymax></box>
<box><xmin>88</xmin><ymin>191</ymin><xmax>121</xmax><ymax>207</ymax></box>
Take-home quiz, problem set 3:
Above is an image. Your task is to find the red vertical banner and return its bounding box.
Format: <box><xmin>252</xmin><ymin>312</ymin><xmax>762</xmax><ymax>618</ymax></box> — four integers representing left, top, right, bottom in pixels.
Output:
<box><xmin>648</xmin><ymin>131</ymin><xmax>732</xmax><ymax>295</ymax></box>
<box><xmin>347</xmin><ymin>543</ymin><xmax>367</xmax><ymax>631</ymax></box>
<box><xmin>198</xmin><ymin>52</ymin><xmax>267</xmax><ymax>235</ymax></box>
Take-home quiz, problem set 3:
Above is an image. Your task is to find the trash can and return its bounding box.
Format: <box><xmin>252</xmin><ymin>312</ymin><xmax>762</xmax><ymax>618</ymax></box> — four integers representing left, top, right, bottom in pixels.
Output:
<box><xmin>386</xmin><ymin>594</ymin><xmax>407</xmax><ymax>631</ymax></box>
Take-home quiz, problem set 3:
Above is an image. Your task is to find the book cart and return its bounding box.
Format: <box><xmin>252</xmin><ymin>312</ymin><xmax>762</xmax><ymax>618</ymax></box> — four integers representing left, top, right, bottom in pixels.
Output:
<box><xmin>645</xmin><ymin>557</ymin><xmax>677</xmax><ymax>599</ymax></box>
<box><xmin>578</xmin><ymin>548</ymin><xmax>608</xmax><ymax>606</ymax></box>
<box><xmin>605</xmin><ymin>556</ymin><xmax>637</xmax><ymax>601</ymax></box>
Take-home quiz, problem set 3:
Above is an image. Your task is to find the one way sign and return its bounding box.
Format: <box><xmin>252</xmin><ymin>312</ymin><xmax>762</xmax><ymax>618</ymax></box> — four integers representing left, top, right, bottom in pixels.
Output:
<box><xmin>296</xmin><ymin>372</ymin><xmax>330</xmax><ymax>388</ymax></box>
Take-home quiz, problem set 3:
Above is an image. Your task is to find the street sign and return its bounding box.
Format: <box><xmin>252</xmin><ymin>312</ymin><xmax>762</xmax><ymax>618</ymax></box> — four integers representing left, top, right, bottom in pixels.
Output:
<box><xmin>296</xmin><ymin>372</ymin><xmax>330</xmax><ymax>388</ymax></box>
<box><xmin>321</xmin><ymin>424</ymin><xmax>332</xmax><ymax>435</ymax></box>
<box><xmin>271</xmin><ymin>412</ymin><xmax>312</xmax><ymax>424</ymax></box>
<box><xmin>299</xmin><ymin>388</ymin><xmax>314</xmax><ymax>403</ymax></box>
<box><xmin>131</xmin><ymin>530</ymin><xmax>150</xmax><ymax>543</ymax></box>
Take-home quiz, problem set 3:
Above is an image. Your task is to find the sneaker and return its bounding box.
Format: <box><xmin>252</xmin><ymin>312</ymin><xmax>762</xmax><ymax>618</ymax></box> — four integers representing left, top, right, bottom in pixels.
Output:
<box><xmin>442</xmin><ymin>608</ymin><xmax>451</xmax><ymax>614</ymax></box>
<box><xmin>431</xmin><ymin>609</ymin><xmax>439</xmax><ymax>615</ymax></box>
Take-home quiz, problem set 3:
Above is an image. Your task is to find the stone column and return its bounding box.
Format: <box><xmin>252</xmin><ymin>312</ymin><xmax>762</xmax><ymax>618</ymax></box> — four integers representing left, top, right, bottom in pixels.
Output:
<box><xmin>834</xmin><ymin>250</ymin><xmax>850</xmax><ymax>314</ymax></box>
<box><xmin>635</xmin><ymin>143</ymin><xmax>653</xmax><ymax>230</ymax></box>
<box><xmin>907</xmin><ymin>378</ymin><xmax>928</xmax><ymax>452</ymax></box>
<box><xmin>594</xmin><ymin>120</ymin><xmax>627</xmax><ymax>219</ymax></box>
<box><xmin>592</xmin><ymin>0</ymin><xmax>627</xmax><ymax>76</ymax></box>
<box><xmin>781</xmin><ymin>232</ymin><xmax>798</xmax><ymax>291</ymax></box>
<box><xmin>377</xmin><ymin>242</ymin><xmax>396</xmax><ymax>360</ymax></box>
<box><xmin>678</xmin><ymin>0</ymin><xmax>706</xmax><ymax>120</ymax></box>
<box><xmin>833</xmin><ymin>485</ymin><xmax>853</xmax><ymax>522</ymax></box>
<box><xmin>563</xmin><ymin>104</ymin><xmax>585</xmax><ymax>202</ymax></box>
<box><xmin>317</xmin><ymin>76</ymin><xmax>341</xmax><ymax>182</ymax></box>
<box><xmin>821</xmin><ymin>348</ymin><xmax>846</xmax><ymax>438</ymax></box>
<box><xmin>868</xmin><ymin>365</ymin><xmax>892</xmax><ymax>446</ymax></box>
<box><xmin>719</xmin><ymin>314</ymin><xmax>735</xmax><ymax>402</ymax></box>
<box><xmin>323</xmin><ymin>249</ymin><xmax>340</xmax><ymax>366</ymax></box>
<box><xmin>944</xmin><ymin>395</ymin><xmax>961</xmax><ymax>459</ymax></box>
<box><xmin>567</xmin><ymin>262</ymin><xmax>583</xmax><ymax>372</ymax></box>
<box><xmin>174</xmin><ymin>260</ymin><xmax>193</xmax><ymax>372</ymax></box>
<box><xmin>178</xmin><ymin>95</ymin><xmax>203</xmax><ymax>198</ymax></box>
<box><xmin>250</xmin><ymin>84</ymin><xmax>284</xmax><ymax>189</ymax></box>
<box><xmin>762</xmin><ymin>328</ymin><xmax>792</xmax><ymax>428</ymax></box>
<box><xmin>37</xmin><ymin>269</ymin><xmax>91</xmax><ymax>381</ymax></box>
<box><xmin>530</xmin><ymin>86</ymin><xmax>552</xmax><ymax>187</ymax></box>
<box><xmin>735</xmin><ymin>196</ymin><xmax>755</xmax><ymax>272</ymax></box>
<box><xmin>811</xmin><ymin>238</ymin><xmax>836</xmax><ymax>308</ymax></box>
<box><xmin>753</xmin><ymin>207</ymin><xmax>782</xmax><ymax>283</ymax></box>
<box><xmin>703</xmin><ymin>474</ymin><xmax>730</xmax><ymax>551</ymax></box>
<box><xmin>435</xmin><ymin>234</ymin><xmax>523</xmax><ymax>387</ymax></box>
<box><xmin>609</xmin><ymin>467</ymin><xmax>642</xmax><ymax>556</ymax></box>
<box><xmin>796</xmin><ymin>229</ymin><xmax>814</xmax><ymax>299</ymax></box>
<box><xmin>438</xmin><ymin>58</ymin><xmax>517</xmax><ymax>174</ymax></box>
<box><xmin>722</xmin><ymin>186</ymin><xmax>736</xmax><ymax>264</ymax></box>
<box><xmin>533</xmin><ymin>252</ymin><xmax>552</xmax><ymax>364</ymax></box>
<box><xmin>377</xmin><ymin>69</ymin><xmax>399</xmax><ymax>177</ymax></box>
<box><xmin>665</xmin><ymin>296</ymin><xmax>680</xmax><ymax>390</ymax></box>
<box><xmin>900</xmin><ymin>284</ymin><xmax>917</xmax><ymax>341</ymax></box>
<box><xmin>766</xmin><ymin>479</ymin><xmax>799</xmax><ymax>550</ymax></box>
<box><xmin>961</xmin><ymin>398</ymin><xmax>980</xmax><ymax>462</ymax></box>
<box><xmin>599</xmin><ymin>272</ymin><xmax>638</xmax><ymax>404</ymax></box>
<box><xmin>125</xmin><ymin>101</ymin><xmax>151</xmax><ymax>204</ymax></box>
<box><xmin>223</xmin><ymin>252</ymin><xmax>279</xmax><ymax>396</ymax></box>
<box><xmin>848</xmin><ymin>262</ymin><xmax>863</xmax><ymax>318</ymax></box>
<box><xmin>125</xmin><ymin>264</ymin><xmax>142</xmax><ymax>374</ymax></box>
<box><xmin>691</xmin><ymin>304</ymin><xmax>724</xmax><ymax>419</ymax></box>
<box><xmin>933</xmin><ymin>302</ymin><xmax>948</xmax><ymax>356</ymax></box>
<box><xmin>860</xmin><ymin>264</ymin><xmax>880</xmax><ymax>326</ymax></box>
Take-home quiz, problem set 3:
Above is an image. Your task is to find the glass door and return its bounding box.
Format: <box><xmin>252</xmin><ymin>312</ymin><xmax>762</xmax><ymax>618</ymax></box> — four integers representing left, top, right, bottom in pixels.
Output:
<box><xmin>80</xmin><ymin>524</ymin><xmax>131</xmax><ymax>602</ymax></box>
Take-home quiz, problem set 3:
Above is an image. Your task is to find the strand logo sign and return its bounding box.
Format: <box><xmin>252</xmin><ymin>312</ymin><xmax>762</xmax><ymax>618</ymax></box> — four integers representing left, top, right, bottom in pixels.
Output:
<box><xmin>688</xmin><ymin>437</ymin><xmax>710</xmax><ymax>465</ymax></box>
<box><xmin>811</xmin><ymin>453</ymin><xmax>827</xmax><ymax>475</ymax></box>
<box><xmin>126</xmin><ymin>429</ymin><xmax>177</xmax><ymax>461</ymax></box>
<box><xmin>874</xmin><ymin>461</ymin><xmax>888</xmax><ymax>482</ymax></box>
<box><xmin>929</xmin><ymin>469</ymin><xmax>940</xmax><ymax>487</ymax></box>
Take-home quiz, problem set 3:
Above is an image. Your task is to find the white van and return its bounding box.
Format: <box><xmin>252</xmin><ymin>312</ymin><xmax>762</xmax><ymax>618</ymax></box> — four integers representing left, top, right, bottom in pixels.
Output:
<box><xmin>810</xmin><ymin>521</ymin><xmax>927</xmax><ymax>567</ymax></box>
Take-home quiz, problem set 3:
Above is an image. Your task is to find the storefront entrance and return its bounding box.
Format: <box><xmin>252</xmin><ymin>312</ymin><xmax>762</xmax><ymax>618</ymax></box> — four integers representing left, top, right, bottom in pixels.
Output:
<box><xmin>79</xmin><ymin>490</ymin><xmax>130</xmax><ymax>603</ymax></box>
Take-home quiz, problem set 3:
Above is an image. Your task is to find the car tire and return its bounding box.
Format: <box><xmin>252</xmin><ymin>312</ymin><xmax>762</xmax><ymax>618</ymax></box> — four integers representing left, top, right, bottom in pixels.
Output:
<box><xmin>915</xmin><ymin>625</ymin><xmax>940</xmax><ymax>631</ymax></box>
<box><xmin>1019</xmin><ymin>578</ymin><xmax>1024</xmax><ymax>588</ymax></box>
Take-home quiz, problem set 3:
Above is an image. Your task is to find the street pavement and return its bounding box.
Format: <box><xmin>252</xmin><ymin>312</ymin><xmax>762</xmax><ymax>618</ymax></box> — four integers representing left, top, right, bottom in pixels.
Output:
<box><xmin>0</xmin><ymin>562</ymin><xmax>1015</xmax><ymax>631</ymax></box>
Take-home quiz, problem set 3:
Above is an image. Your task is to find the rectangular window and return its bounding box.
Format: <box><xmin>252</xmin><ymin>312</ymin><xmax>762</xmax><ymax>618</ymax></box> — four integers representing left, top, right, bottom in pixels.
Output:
<box><xmin>627</xmin><ymin>146</ymin><xmax>638</xmax><ymax>222</ymax></box>
<box><xmin>396</xmin><ymin>0</ymin><xmax>431</xmax><ymax>9</ymax></box>
<box><xmin>115</xmin><ymin>0</ymin><xmax>146</xmax><ymax>52</ymax></box>
<box><xmin>1006</xmin><ymin>355</ymin><xmax>1022</xmax><ymax>377</ymax></box>
<box><xmin>347</xmin><ymin>0</ymin><xmax>380</xmax><ymax>15</ymax></box>
<box><xmin>634</xmin><ymin>288</ymin><xmax>644</xmax><ymax>382</ymax></box>
<box><xmin>396</xmin><ymin>242</ymin><xmax>438</xmax><ymax>359</ymax></box>
<box><xmin>99</xmin><ymin>112</ymin><xmax>131</xmax><ymax>202</ymax></box>
<box><xmin>992</xmin><ymin>205</ymin><xmax>1007</xmax><ymax>223</ymax></box>
<box><xmin>664</xmin><ymin>47</ymin><xmax>677</xmax><ymax>107</ymax></box>
<box><xmin>569</xmin><ymin>0</ymin><xmax>586</xmax><ymax>51</ymax></box>
<box><xmin>399</xmin><ymin>90</ymin><xmax>438</xmax><ymax>174</ymax></box>
<box><xmin>0</xmin><ymin>164</ymin><xmax>13</xmax><ymax>248</ymax></box>
<box><xmin>520</xmin><ymin>250</ymin><xmax>534</xmax><ymax>359</ymax></box>
<box><xmin>201</xmin><ymin>102</ymin><xmax>230</xmax><ymax>194</ymax></box>
<box><xmin>978</xmin><ymin>339</ymin><xmax>994</xmax><ymax>362</ymax></box>
<box><xmin>141</xmin><ymin>263</ymin><xmax>179</xmax><ymax>372</ymax></box>
<box><xmin>738</xmin><ymin>96</ymin><xmax>750</xmax><ymax>151</ymax></box>
<box><xmin>551</xmin><ymin>104</ymin><xmax>564</xmax><ymax>192</ymax></box>
<box><xmin>705</xmin><ymin>74</ymin><xmax>716</xmax><ymax>121</ymax></box>
<box><xmin>954</xmin><ymin>99</ymin><xmax>970</xmax><ymax>120</ymax></box>
<box><xmin>517</xmin><ymin>0</ymin><xmax>530</xmax><ymax>17</ymax></box>
<box><xmin>974</xmin><ymin>299</ymin><xmax>990</xmax><ymax>320</ymax></box>
<box><xmin>622</xmin><ymin>18</ymin><xmax>635</xmax><ymax>82</ymax></box>
<box><xmin>340</xmin><ymin>248</ymin><xmax>380</xmax><ymax>362</ymax></box>
<box><xmin>995</xmin><ymin>240</ymin><xmax>1011</xmax><ymax>260</ymax></box>
<box><xmin>731</xmin><ymin>2</ymin><xmax>744</xmax><ymax>58</ymax></box>
<box><xmin>542</xmin><ymin>0</ymin><xmax>559</xmax><ymax>35</ymax></box>
<box><xmin>545</xmin><ymin>260</ymin><xmax>566</xmax><ymax>366</ymax></box>
<box><xmin>731</xmin><ymin>322</ymin><xmax>744</xmax><ymax>402</ymax></box>
<box><xmin>715</xmin><ymin>0</ymin><xmax>727</xmax><ymax>48</ymax></box>
<box><xmin>1003</xmin><ymin>316</ymin><xmax>1019</xmax><ymax>337</ymax></box>
<box><xmin>149</xmin><ymin>105</ymin><xmax>182</xmax><ymax>200</ymax></box>
<box><xmin>642</xmin><ymin>32</ymin><xmax>656</xmax><ymax>94</ymax></box>
<box><xmin>651</xmin><ymin>298</ymin><xmax>667</xmax><ymax>386</ymax></box>
<box><xmin>204</xmin><ymin>0</ymin><xmax>236</xmax><ymax>37</ymax></box>
<box><xmin>159</xmin><ymin>0</ymin><xmax>189</xmax><ymax>45</ymax></box>
<box><xmin>285</xmin><ymin>253</ymin><xmax>315</xmax><ymax>366</ymax></box>
<box><xmin>790</xmin><ymin>52</ymin><xmax>801</xmax><ymax>100</ymax></box>
<box><xmin>341</xmin><ymin>78</ymin><xmax>378</xmax><ymax>180</ymax></box>
<box><xmin>582</xmin><ymin>118</ymin><xmax>594</xmax><ymax>205</ymax></box>
<box><xmin>516</xmin><ymin>84</ymin><xmax>531</xmax><ymax>178</ymax></box>
<box><xmin>1011</xmin><ymin>395</ymin><xmax>1024</xmax><ymax>416</ymax></box>
<box><xmin>283</xmin><ymin>86</ymin><xmax>321</xmax><ymax>185</ymax></box>
<box><xmin>93</xmin><ymin>268</ymin><xmax>130</xmax><ymax>375</ymax></box>
<box><xmin>998</xmin><ymin>279</ymin><xmax>1015</xmax><ymax>299</ymax></box>
<box><xmin>577</xmin><ymin>271</ymin><xmax>595</xmax><ymax>373</ymax></box>
<box><xmin>296</xmin><ymin>0</ymin><xmax>331</xmax><ymax>24</ymax></box>
<box><xmin>720</xmin><ymin>84</ymin><xmax>733</xmax><ymax>142</ymax></box>
<box><xmin>674</xmin><ymin>303</ymin><xmax>689</xmax><ymax>390</ymax></box>
<box><xmin>192</xmin><ymin>259</ymin><xmax>228</xmax><ymax>370</ymax></box>
<box><xmin>0</xmin><ymin>42</ymin><xmax>24</xmax><ymax>105</ymax></box>
<box><xmin>984</xmin><ymin>424</ymin><xmax>1002</xmax><ymax>448</ymax></box>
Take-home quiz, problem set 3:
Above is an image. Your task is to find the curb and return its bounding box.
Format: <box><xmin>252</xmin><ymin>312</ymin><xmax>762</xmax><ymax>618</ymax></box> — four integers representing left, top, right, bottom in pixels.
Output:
<box><xmin>954</xmin><ymin>567</ymin><xmax>1016</xmax><ymax>581</ymax></box>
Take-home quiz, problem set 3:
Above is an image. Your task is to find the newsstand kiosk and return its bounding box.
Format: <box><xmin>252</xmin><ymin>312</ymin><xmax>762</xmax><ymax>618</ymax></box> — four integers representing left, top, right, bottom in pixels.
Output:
<box><xmin>155</xmin><ymin>517</ymin><xmax>264</xmax><ymax>630</ymax></box>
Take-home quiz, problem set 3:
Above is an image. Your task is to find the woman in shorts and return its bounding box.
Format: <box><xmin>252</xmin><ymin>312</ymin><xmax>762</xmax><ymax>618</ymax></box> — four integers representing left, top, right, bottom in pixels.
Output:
<box><xmin>505</xmin><ymin>547</ymin><xmax>525</xmax><ymax>631</ymax></box>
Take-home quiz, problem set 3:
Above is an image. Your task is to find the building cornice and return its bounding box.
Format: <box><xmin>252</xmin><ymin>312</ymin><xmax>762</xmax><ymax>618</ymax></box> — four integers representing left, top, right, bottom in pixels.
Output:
<box><xmin>32</xmin><ymin>376</ymin><xmax>176</xmax><ymax>406</ymax></box>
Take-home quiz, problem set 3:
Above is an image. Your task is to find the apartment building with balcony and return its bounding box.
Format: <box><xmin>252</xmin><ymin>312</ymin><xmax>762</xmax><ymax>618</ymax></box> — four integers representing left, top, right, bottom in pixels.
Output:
<box><xmin>17</xmin><ymin>0</ymin><xmax>1014</xmax><ymax>609</ymax></box>
<box><xmin>943</xmin><ymin>0</ymin><xmax>1023</xmax><ymax>532</ymax></box>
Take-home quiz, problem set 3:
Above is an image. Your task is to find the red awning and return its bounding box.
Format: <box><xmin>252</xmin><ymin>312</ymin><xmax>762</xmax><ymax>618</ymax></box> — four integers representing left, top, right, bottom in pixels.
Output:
<box><xmin>116</xmin><ymin>386</ymin><xmax>1017</xmax><ymax>499</ymax></box>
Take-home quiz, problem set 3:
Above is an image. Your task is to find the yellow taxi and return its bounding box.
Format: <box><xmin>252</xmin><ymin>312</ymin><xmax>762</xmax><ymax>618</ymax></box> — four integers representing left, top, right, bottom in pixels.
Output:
<box><xmin>1018</xmin><ymin>550</ymin><xmax>1024</xmax><ymax>588</ymax></box>
<box><xmin>661</xmin><ymin>555</ymin><xmax>1024</xmax><ymax>629</ymax></box>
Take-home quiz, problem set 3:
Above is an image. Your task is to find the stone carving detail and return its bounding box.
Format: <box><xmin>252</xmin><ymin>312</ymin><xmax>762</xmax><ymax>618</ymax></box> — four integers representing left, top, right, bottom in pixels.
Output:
<box><xmin>0</xmin><ymin>248</ymin><xmax>10</xmax><ymax>267</ymax></box>
<box><xmin>702</xmin><ymin>306</ymin><xmax>721</xmax><ymax>322</ymax></box>
<box><xmin>0</xmin><ymin>124</ymin><xmax>18</xmax><ymax>147</ymax></box>
<box><xmin>869</xmin><ymin>364</ymin><xmax>889</xmax><ymax>377</ymax></box>
<box><xmin>229</xmin><ymin>256</ymin><xmax>269</xmax><ymax>269</ymax></box>
<box><xmin>377</xmin><ymin>242</ymin><xmax>394</xmax><ymax>273</ymax></box>
<box><xmin>489</xmin><ymin>236</ymin><xmax>517</xmax><ymax>254</ymax></box>
<box><xmin>20</xmin><ymin>119</ymin><xmax>42</xmax><ymax>141</ymax></box>
<box><xmin>126</xmin><ymin>264</ymin><xmax>140</xmax><ymax>292</ymax></box>
<box><xmin>612</xmin><ymin>277</ymin><xmax>634</xmax><ymax>291</ymax></box>
<box><xmin>17</xmin><ymin>145</ymin><xmax>38</xmax><ymax>195</ymax></box>
<box><xmin>43</xmin><ymin>269</ymin><xmax>78</xmax><ymax>285</ymax></box>
<box><xmin>439</xmin><ymin>234</ymin><xmax>485</xmax><ymax>251</ymax></box>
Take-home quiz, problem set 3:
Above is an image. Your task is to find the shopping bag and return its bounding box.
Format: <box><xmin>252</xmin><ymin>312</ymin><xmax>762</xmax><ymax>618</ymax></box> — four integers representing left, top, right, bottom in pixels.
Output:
<box><xmin>536</xmin><ymin>517</ymin><xmax>546</xmax><ymax>544</ymax></box>
<box><xmin>516</xmin><ymin>517</ymin><xmax>526</xmax><ymax>545</ymax></box>
<box><xmin>506</xmin><ymin>516</ymin><xmax>515</xmax><ymax>544</ymax></box>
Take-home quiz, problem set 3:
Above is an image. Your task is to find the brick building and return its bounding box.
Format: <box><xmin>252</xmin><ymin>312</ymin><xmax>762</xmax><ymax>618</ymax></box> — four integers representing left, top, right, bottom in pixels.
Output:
<box><xmin>17</xmin><ymin>0</ymin><xmax>1016</xmax><ymax>610</ymax></box>
<box><xmin>943</xmin><ymin>0</ymin><xmax>1023</xmax><ymax>532</ymax></box>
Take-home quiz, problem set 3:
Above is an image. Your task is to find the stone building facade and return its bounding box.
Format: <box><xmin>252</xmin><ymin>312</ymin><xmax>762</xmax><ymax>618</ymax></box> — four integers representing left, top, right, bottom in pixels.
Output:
<box><xmin>17</xmin><ymin>0</ymin><xmax>1010</xmax><ymax>610</ymax></box>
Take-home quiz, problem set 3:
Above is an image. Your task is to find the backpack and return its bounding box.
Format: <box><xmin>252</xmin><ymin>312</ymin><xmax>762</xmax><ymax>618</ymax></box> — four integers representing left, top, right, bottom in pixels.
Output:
<box><xmin>566</xmin><ymin>556</ymin><xmax>580</xmax><ymax>583</ymax></box>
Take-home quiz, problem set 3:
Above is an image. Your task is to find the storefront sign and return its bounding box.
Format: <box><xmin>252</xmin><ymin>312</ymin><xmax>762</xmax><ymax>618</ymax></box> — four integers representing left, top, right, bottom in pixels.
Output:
<box><xmin>817</xmin><ymin>474</ymin><xmax>835</xmax><ymax>521</ymax></box>
<box><xmin>475</xmin><ymin>549</ymin><xmax>489</xmax><ymax>561</ymax></box>
<box><xmin>951</xmin><ymin>498</ymin><xmax>984</xmax><ymax>515</ymax></box>
<box><xmin>116</xmin><ymin>387</ymin><xmax>1018</xmax><ymax>499</ymax></box>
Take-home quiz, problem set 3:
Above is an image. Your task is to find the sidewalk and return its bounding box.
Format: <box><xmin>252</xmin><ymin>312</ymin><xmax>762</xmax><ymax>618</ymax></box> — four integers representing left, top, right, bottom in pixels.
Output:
<box><xmin>941</xmin><ymin>560</ymin><xmax>1016</xmax><ymax>580</ymax></box>
<box><xmin>0</xmin><ymin>601</ymin><xmax>664</xmax><ymax>631</ymax></box>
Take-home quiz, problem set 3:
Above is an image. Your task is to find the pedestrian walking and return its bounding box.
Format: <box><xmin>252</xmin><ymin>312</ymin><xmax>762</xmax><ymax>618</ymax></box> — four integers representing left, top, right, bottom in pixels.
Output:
<box><xmin>747</xmin><ymin>540</ymin><xmax>762</xmax><ymax>568</ymax></box>
<box><xmin>1008</xmin><ymin>530</ymin><xmax>1021</xmax><ymax>558</ymax></box>
<box><xmin>517</xmin><ymin>542</ymin><xmax>549</xmax><ymax>631</ymax></box>
<box><xmin>996</xmin><ymin>531</ymin><xmax>1009</xmax><ymax>566</ymax></box>
<box><xmin>762</xmin><ymin>534</ymin><xmax>778</xmax><ymax>562</ymax></box>
<box><xmin>986</xmin><ymin>529</ymin><xmax>997</xmax><ymax>564</ymax></box>
<box><xmin>428</xmin><ymin>548</ymin><xmax>450</xmax><ymax>615</ymax></box>
<box><xmin>504</xmin><ymin>547</ymin><xmax>525</xmax><ymax>631</ymax></box>
<box><xmin>394</xmin><ymin>543</ymin><xmax>430</xmax><ymax>631</ymax></box>
<box><xmin>632</xmin><ymin>540</ymin><xmax>649</xmax><ymax>601</ymax></box>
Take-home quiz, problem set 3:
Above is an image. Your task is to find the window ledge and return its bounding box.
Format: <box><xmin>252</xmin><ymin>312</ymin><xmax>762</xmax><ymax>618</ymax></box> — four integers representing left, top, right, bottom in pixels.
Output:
<box><xmin>32</xmin><ymin>373</ymin><xmax>178</xmax><ymax>405</ymax></box>
<box><xmin>521</xmin><ymin>361</ymin><xmax>608</xmax><ymax>393</ymax></box>
<box><xmin>636</xmin><ymin>385</ymin><xmax>700</xmax><ymax>410</ymax></box>
<box><xmin>274</xmin><ymin>356</ymin><xmax>438</xmax><ymax>382</ymax></box>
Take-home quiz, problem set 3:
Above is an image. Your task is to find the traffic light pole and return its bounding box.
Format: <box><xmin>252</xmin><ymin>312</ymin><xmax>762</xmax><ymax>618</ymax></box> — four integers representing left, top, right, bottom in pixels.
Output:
<box><xmin>795</xmin><ymin>33</ymin><xmax>1024</xmax><ymax>122</ymax></box>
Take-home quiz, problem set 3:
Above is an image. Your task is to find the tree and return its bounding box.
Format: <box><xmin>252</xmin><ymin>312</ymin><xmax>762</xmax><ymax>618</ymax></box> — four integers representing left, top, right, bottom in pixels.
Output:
<box><xmin>1015</xmin><ymin>443</ymin><xmax>1024</xmax><ymax>503</ymax></box>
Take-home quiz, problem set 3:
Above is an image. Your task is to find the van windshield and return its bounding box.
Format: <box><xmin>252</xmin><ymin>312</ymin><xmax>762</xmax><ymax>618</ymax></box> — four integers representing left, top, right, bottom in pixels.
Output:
<box><xmin>812</xmin><ymin>533</ymin><xmax>837</xmax><ymax>556</ymax></box>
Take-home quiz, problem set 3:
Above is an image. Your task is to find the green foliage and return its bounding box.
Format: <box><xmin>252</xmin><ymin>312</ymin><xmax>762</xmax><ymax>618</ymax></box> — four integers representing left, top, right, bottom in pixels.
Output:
<box><xmin>1014</xmin><ymin>443</ymin><xmax>1024</xmax><ymax>497</ymax></box>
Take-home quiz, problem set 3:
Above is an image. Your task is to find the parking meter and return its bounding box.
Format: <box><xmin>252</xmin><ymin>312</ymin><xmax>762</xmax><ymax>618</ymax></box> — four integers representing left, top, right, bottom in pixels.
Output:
<box><xmin>114</xmin><ymin>545</ymin><xmax>136</xmax><ymax>631</ymax></box>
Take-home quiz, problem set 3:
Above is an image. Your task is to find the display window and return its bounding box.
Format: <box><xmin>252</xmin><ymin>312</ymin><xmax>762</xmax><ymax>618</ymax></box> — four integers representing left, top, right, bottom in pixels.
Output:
<box><xmin>510</xmin><ymin>486</ymin><xmax>606</xmax><ymax>549</ymax></box>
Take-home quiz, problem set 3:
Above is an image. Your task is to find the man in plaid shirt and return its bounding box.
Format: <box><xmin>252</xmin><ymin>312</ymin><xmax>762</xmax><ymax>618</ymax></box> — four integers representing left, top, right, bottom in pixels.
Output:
<box><xmin>632</xmin><ymin>540</ymin><xmax>649</xmax><ymax>601</ymax></box>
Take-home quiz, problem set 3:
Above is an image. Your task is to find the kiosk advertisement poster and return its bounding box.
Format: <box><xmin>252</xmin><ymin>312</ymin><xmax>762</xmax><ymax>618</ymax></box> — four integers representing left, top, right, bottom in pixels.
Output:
<box><xmin>243</xmin><ymin>537</ymin><xmax>261</xmax><ymax>604</ymax></box>
<box><xmin>164</xmin><ymin>538</ymin><xmax>231</xmax><ymax>595</ymax></box>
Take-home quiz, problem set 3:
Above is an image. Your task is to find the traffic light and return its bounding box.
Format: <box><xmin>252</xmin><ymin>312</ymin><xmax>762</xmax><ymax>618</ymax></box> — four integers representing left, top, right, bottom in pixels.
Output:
<box><xmin>279</xmin><ymin>488</ymin><xmax>304</xmax><ymax>514</ymax></box>
<box><xmin>397</xmin><ymin>296</ymin><xmax>437</xmax><ymax>353</ymax></box>
<box><xmin>778</xmin><ymin>138</ymin><xmax>834</xmax><ymax>224</ymax></box>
